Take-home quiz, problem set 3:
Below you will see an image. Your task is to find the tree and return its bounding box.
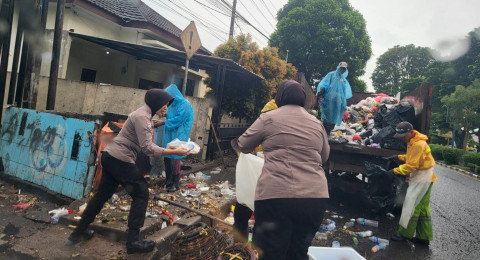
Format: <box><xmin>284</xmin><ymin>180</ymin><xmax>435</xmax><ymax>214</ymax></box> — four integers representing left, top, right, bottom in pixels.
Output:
<box><xmin>371</xmin><ymin>44</ymin><xmax>433</xmax><ymax>95</ymax></box>
<box><xmin>269</xmin><ymin>0</ymin><xmax>371</xmax><ymax>85</ymax></box>
<box><xmin>350</xmin><ymin>77</ymin><xmax>367</xmax><ymax>92</ymax></box>
<box><xmin>211</xmin><ymin>34</ymin><xmax>297</xmax><ymax>121</ymax></box>
<box><xmin>441</xmin><ymin>80</ymin><xmax>480</xmax><ymax>150</ymax></box>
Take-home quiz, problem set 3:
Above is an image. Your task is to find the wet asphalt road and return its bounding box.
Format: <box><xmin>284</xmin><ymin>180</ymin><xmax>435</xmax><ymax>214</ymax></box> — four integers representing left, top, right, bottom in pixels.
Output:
<box><xmin>427</xmin><ymin>165</ymin><xmax>480</xmax><ymax>260</ymax></box>
<box><xmin>310</xmin><ymin>165</ymin><xmax>480</xmax><ymax>260</ymax></box>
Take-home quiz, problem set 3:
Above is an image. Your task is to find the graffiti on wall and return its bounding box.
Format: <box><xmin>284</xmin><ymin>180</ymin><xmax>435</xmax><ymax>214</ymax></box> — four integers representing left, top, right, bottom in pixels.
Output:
<box><xmin>0</xmin><ymin>107</ymin><xmax>95</xmax><ymax>199</ymax></box>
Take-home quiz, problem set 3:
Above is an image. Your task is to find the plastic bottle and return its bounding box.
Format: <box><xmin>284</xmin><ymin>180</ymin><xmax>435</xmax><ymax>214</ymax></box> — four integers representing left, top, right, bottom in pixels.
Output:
<box><xmin>357</xmin><ymin>230</ymin><xmax>373</xmax><ymax>237</ymax></box>
<box><xmin>248</xmin><ymin>217</ymin><xmax>255</xmax><ymax>233</ymax></box>
<box><xmin>371</xmin><ymin>242</ymin><xmax>387</xmax><ymax>253</ymax></box>
<box><xmin>356</xmin><ymin>218</ymin><xmax>379</xmax><ymax>227</ymax></box>
<box><xmin>320</xmin><ymin>221</ymin><xmax>336</xmax><ymax>231</ymax></box>
<box><xmin>343</xmin><ymin>221</ymin><xmax>354</xmax><ymax>229</ymax></box>
<box><xmin>352</xmin><ymin>237</ymin><xmax>358</xmax><ymax>247</ymax></box>
<box><xmin>369</xmin><ymin>236</ymin><xmax>390</xmax><ymax>245</ymax></box>
<box><xmin>332</xmin><ymin>241</ymin><xmax>340</xmax><ymax>248</ymax></box>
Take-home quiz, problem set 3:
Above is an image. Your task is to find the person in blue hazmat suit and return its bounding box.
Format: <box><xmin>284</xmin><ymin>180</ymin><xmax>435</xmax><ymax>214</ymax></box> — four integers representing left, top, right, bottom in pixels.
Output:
<box><xmin>154</xmin><ymin>84</ymin><xmax>194</xmax><ymax>192</ymax></box>
<box><xmin>316</xmin><ymin>62</ymin><xmax>353</xmax><ymax>134</ymax></box>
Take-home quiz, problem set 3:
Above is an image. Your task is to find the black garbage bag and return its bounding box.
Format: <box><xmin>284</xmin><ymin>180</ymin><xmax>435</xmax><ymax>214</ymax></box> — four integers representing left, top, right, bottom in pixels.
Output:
<box><xmin>328</xmin><ymin>137</ymin><xmax>348</xmax><ymax>144</ymax></box>
<box><xmin>372</xmin><ymin>125</ymin><xmax>395</xmax><ymax>144</ymax></box>
<box><xmin>374</xmin><ymin>104</ymin><xmax>388</xmax><ymax>128</ymax></box>
<box><xmin>365</xmin><ymin>161</ymin><xmax>395</xmax><ymax>197</ymax></box>
<box><xmin>382</xmin><ymin>137</ymin><xmax>407</xmax><ymax>151</ymax></box>
<box><xmin>382</xmin><ymin>109</ymin><xmax>403</xmax><ymax>128</ymax></box>
<box><xmin>381</xmin><ymin>102</ymin><xmax>416</xmax><ymax>128</ymax></box>
<box><xmin>395</xmin><ymin>102</ymin><xmax>416</xmax><ymax>124</ymax></box>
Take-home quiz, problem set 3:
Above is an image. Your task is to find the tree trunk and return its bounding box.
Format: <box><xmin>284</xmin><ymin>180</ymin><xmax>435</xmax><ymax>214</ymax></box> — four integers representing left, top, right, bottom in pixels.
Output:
<box><xmin>463</xmin><ymin>124</ymin><xmax>469</xmax><ymax>151</ymax></box>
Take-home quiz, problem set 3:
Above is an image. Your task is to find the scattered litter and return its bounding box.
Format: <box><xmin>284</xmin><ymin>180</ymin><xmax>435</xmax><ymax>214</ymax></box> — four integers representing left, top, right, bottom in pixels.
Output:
<box><xmin>224</xmin><ymin>212</ymin><xmax>234</xmax><ymax>225</ymax></box>
<box><xmin>12</xmin><ymin>202</ymin><xmax>30</xmax><ymax>210</ymax></box>
<box><xmin>314</xmin><ymin>232</ymin><xmax>328</xmax><ymax>240</ymax></box>
<box><xmin>78</xmin><ymin>203</ymin><xmax>87</xmax><ymax>215</ymax></box>
<box><xmin>386</xmin><ymin>212</ymin><xmax>395</xmax><ymax>220</ymax></box>
<box><xmin>357</xmin><ymin>230</ymin><xmax>373</xmax><ymax>237</ymax></box>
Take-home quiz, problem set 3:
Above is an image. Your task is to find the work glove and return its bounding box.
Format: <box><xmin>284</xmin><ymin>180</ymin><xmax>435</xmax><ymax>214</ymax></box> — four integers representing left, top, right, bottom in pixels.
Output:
<box><xmin>384</xmin><ymin>155</ymin><xmax>398</xmax><ymax>160</ymax></box>
<box><xmin>386</xmin><ymin>169</ymin><xmax>395</xmax><ymax>177</ymax></box>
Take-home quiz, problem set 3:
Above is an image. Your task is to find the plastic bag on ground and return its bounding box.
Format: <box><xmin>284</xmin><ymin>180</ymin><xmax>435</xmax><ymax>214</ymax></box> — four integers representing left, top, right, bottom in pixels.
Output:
<box><xmin>236</xmin><ymin>153</ymin><xmax>264</xmax><ymax>211</ymax></box>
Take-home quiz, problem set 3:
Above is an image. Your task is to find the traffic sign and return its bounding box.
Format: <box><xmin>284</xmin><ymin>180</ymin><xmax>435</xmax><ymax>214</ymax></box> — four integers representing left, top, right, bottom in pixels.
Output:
<box><xmin>181</xmin><ymin>21</ymin><xmax>202</xmax><ymax>59</ymax></box>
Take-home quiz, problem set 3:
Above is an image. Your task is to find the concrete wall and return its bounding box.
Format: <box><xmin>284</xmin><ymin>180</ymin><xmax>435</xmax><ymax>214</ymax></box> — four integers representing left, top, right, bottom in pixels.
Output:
<box><xmin>34</xmin><ymin>77</ymin><xmax>210</xmax><ymax>157</ymax></box>
<box><xmin>0</xmin><ymin>107</ymin><xmax>96</xmax><ymax>199</ymax></box>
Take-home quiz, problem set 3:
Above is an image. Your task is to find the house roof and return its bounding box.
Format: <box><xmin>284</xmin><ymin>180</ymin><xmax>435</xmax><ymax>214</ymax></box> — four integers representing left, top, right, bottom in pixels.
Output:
<box><xmin>70</xmin><ymin>32</ymin><xmax>263</xmax><ymax>82</ymax></box>
<box><xmin>69</xmin><ymin>0</ymin><xmax>211</xmax><ymax>54</ymax></box>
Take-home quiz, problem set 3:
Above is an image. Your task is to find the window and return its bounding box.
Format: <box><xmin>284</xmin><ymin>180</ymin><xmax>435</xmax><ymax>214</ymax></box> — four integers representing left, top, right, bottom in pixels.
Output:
<box><xmin>138</xmin><ymin>78</ymin><xmax>163</xmax><ymax>90</ymax></box>
<box><xmin>81</xmin><ymin>68</ymin><xmax>96</xmax><ymax>83</ymax></box>
<box><xmin>173</xmin><ymin>77</ymin><xmax>195</xmax><ymax>97</ymax></box>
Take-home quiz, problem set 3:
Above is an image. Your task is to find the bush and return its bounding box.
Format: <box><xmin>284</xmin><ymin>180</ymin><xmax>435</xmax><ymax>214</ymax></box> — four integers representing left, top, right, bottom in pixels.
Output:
<box><xmin>430</xmin><ymin>144</ymin><xmax>445</xmax><ymax>161</ymax></box>
<box><xmin>463</xmin><ymin>152</ymin><xmax>480</xmax><ymax>166</ymax></box>
<box><xmin>442</xmin><ymin>148</ymin><xmax>464</xmax><ymax>165</ymax></box>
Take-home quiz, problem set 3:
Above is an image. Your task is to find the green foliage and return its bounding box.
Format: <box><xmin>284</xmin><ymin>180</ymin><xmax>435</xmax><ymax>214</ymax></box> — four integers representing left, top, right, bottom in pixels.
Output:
<box><xmin>442</xmin><ymin>148</ymin><xmax>465</xmax><ymax>165</ymax></box>
<box><xmin>441</xmin><ymin>80</ymin><xmax>480</xmax><ymax>150</ymax></box>
<box><xmin>371</xmin><ymin>44</ymin><xmax>433</xmax><ymax>95</ymax></box>
<box><xmin>211</xmin><ymin>34</ymin><xmax>297</xmax><ymax>121</ymax></box>
<box><xmin>466</xmin><ymin>163</ymin><xmax>480</xmax><ymax>174</ymax></box>
<box><xmin>463</xmin><ymin>152</ymin><xmax>480</xmax><ymax>166</ymax></box>
<box><xmin>269</xmin><ymin>0</ymin><xmax>371</xmax><ymax>84</ymax></box>
<box><xmin>350</xmin><ymin>77</ymin><xmax>367</xmax><ymax>92</ymax></box>
<box><xmin>425</xmin><ymin>27</ymin><xmax>480</xmax><ymax>132</ymax></box>
<box><xmin>430</xmin><ymin>144</ymin><xmax>445</xmax><ymax>160</ymax></box>
<box><xmin>468</xmin><ymin>138</ymin><xmax>477</xmax><ymax>146</ymax></box>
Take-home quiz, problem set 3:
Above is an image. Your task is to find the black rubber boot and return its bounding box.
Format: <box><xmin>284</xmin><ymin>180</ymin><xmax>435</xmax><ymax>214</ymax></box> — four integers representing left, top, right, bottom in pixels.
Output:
<box><xmin>167</xmin><ymin>174</ymin><xmax>180</xmax><ymax>192</ymax></box>
<box><xmin>68</xmin><ymin>229</ymin><xmax>94</xmax><ymax>244</ymax></box>
<box><xmin>127</xmin><ymin>240</ymin><xmax>156</xmax><ymax>254</ymax></box>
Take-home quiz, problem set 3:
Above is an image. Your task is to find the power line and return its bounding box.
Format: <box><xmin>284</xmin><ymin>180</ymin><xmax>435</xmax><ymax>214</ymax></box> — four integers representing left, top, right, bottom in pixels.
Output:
<box><xmin>245</xmin><ymin>0</ymin><xmax>276</xmax><ymax>30</ymax></box>
<box><xmin>175</xmin><ymin>0</ymin><xmax>228</xmax><ymax>34</ymax></box>
<box><xmin>164</xmin><ymin>0</ymin><xmax>229</xmax><ymax>39</ymax></box>
<box><xmin>219</xmin><ymin>0</ymin><xmax>270</xmax><ymax>40</ymax></box>
<box><xmin>258</xmin><ymin>0</ymin><xmax>277</xmax><ymax>21</ymax></box>
<box><xmin>193</xmin><ymin>0</ymin><xmax>229</xmax><ymax>17</ymax></box>
<box><xmin>150</xmin><ymin>0</ymin><xmax>226</xmax><ymax>42</ymax></box>
<box><xmin>194</xmin><ymin>1</ymin><xmax>230</xmax><ymax>29</ymax></box>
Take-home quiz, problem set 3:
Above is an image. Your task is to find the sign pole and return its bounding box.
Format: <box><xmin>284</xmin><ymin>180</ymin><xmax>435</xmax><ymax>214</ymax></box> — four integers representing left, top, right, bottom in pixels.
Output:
<box><xmin>180</xmin><ymin>21</ymin><xmax>201</xmax><ymax>96</ymax></box>
<box><xmin>182</xmin><ymin>58</ymin><xmax>189</xmax><ymax>96</ymax></box>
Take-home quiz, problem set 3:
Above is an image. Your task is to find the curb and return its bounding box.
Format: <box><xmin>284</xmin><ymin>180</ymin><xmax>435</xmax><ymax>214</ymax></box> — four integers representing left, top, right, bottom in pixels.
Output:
<box><xmin>437</xmin><ymin>162</ymin><xmax>480</xmax><ymax>179</ymax></box>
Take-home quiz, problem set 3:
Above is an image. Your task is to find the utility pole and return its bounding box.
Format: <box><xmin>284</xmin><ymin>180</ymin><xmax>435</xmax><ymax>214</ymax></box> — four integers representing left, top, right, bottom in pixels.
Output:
<box><xmin>228</xmin><ymin>0</ymin><xmax>237</xmax><ymax>39</ymax></box>
<box><xmin>7</xmin><ymin>12</ymin><xmax>24</xmax><ymax>105</ymax></box>
<box><xmin>285</xmin><ymin>50</ymin><xmax>289</xmax><ymax>63</ymax></box>
<box><xmin>46</xmin><ymin>0</ymin><xmax>65</xmax><ymax>110</ymax></box>
<box><xmin>0</xmin><ymin>0</ymin><xmax>15</xmax><ymax>122</ymax></box>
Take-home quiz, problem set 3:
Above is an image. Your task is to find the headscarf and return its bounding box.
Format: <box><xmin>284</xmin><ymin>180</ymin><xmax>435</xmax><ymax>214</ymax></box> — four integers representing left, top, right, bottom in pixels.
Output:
<box><xmin>274</xmin><ymin>80</ymin><xmax>306</xmax><ymax>107</ymax></box>
<box><xmin>144</xmin><ymin>89</ymin><xmax>174</xmax><ymax>116</ymax></box>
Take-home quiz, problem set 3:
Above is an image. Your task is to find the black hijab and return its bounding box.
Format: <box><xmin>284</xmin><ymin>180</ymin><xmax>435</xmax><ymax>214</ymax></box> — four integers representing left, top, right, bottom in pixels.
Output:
<box><xmin>144</xmin><ymin>89</ymin><xmax>174</xmax><ymax>116</ymax></box>
<box><xmin>274</xmin><ymin>80</ymin><xmax>306</xmax><ymax>107</ymax></box>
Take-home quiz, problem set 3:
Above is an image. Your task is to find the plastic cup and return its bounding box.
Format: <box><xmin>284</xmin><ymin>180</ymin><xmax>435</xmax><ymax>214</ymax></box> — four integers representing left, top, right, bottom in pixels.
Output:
<box><xmin>332</xmin><ymin>241</ymin><xmax>340</xmax><ymax>248</ymax></box>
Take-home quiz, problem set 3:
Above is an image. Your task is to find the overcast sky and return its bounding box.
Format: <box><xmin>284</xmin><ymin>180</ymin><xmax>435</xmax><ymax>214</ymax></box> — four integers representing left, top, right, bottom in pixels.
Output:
<box><xmin>145</xmin><ymin>0</ymin><xmax>480</xmax><ymax>92</ymax></box>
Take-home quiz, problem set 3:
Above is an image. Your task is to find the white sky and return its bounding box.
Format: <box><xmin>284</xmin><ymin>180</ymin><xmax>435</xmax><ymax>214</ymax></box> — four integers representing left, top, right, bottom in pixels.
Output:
<box><xmin>145</xmin><ymin>0</ymin><xmax>480</xmax><ymax>92</ymax></box>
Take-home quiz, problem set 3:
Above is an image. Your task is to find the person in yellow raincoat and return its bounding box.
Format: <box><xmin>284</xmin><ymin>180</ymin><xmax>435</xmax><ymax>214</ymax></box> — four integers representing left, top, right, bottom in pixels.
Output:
<box><xmin>387</xmin><ymin>122</ymin><xmax>437</xmax><ymax>245</ymax></box>
<box><xmin>233</xmin><ymin>99</ymin><xmax>277</xmax><ymax>243</ymax></box>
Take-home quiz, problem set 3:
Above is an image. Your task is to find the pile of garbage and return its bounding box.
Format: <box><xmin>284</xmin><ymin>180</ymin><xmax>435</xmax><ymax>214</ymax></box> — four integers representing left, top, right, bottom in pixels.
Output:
<box><xmin>329</xmin><ymin>93</ymin><xmax>415</xmax><ymax>151</ymax></box>
<box><xmin>54</xmin><ymin>167</ymin><xmax>235</xmax><ymax>229</ymax></box>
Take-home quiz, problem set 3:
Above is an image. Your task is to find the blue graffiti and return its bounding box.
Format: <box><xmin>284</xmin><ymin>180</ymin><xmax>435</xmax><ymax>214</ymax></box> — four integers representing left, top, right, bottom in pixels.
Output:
<box><xmin>30</xmin><ymin>126</ymin><xmax>68</xmax><ymax>172</ymax></box>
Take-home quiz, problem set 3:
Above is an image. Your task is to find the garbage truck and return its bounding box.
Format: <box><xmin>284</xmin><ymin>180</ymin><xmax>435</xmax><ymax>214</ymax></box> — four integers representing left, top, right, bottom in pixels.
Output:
<box><xmin>325</xmin><ymin>83</ymin><xmax>433</xmax><ymax>213</ymax></box>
